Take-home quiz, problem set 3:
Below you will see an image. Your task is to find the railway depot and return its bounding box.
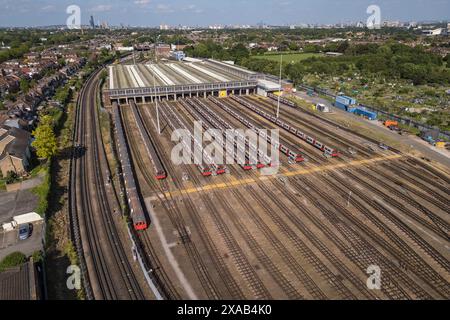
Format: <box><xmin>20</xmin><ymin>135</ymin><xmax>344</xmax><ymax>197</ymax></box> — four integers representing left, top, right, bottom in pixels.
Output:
<box><xmin>102</xmin><ymin>59</ymin><xmax>450</xmax><ymax>300</ymax></box>
<box><xmin>67</xmin><ymin>52</ymin><xmax>450</xmax><ymax>301</ymax></box>
<box><xmin>106</xmin><ymin>59</ymin><xmax>290</xmax><ymax>104</ymax></box>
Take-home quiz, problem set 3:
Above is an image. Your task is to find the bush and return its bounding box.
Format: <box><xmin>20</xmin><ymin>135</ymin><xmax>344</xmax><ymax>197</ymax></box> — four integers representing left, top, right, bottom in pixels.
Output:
<box><xmin>32</xmin><ymin>251</ymin><xmax>43</xmax><ymax>263</ymax></box>
<box><xmin>0</xmin><ymin>252</ymin><xmax>27</xmax><ymax>271</ymax></box>
<box><xmin>5</xmin><ymin>171</ymin><xmax>19</xmax><ymax>184</ymax></box>
<box><xmin>32</xmin><ymin>163</ymin><xmax>51</xmax><ymax>216</ymax></box>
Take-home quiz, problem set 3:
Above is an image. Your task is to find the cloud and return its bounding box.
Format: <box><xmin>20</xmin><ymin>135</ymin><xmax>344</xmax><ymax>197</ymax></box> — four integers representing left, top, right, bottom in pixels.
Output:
<box><xmin>182</xmin><ymin>4</ymin><xmax>204</xmax><ymax>14</ymax></box>
<box><xmin>134</xmin><ymin>0</ymin><xmax>151</xmax><ymax>7</ymax></box>
<box><xmin>40</xmin><ymin>5</ymin><xmax>56</xmax><ymax>12</ymax></box>
<box><xmin>155</xmin><ymin>3</ymin><xmax>174</xmax><ymax>13</ymax></box>
<box><xmin>91</xmin><ymin>4</ymin><xmax>112</xmax><ymax>12</ymax></box>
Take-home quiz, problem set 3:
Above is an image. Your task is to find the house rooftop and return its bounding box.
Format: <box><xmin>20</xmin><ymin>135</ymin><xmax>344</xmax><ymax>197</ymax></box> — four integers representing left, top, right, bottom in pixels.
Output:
<box><xmin>0</xmin><ymin>125</ymin><xmax>31</xmax><ymax>160</ymax></box>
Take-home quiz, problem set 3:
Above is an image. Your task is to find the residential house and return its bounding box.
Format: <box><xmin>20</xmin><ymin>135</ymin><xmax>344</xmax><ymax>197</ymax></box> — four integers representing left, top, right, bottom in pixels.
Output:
<box><xmin>0</xmin><ymin>124</ymin><xmax>31</xmax><ymax>176</ymax></box>
<box><xmin>0</xmin><ymin>75</ymin><xmax>20</xmax><ymax>98</ymax></box>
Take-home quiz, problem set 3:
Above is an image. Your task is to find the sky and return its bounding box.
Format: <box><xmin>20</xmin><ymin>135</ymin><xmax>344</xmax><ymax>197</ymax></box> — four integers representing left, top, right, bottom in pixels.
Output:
<box><xmin>0</xmin><ymin>0</ymin><xmax>449</xmax><ymax>27</ymax></box>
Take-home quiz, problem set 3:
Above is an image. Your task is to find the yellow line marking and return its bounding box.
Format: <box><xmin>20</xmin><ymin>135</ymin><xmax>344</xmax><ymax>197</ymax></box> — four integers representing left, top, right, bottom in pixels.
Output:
<box><xmin>164</xmin><ymin>154</ymin><xmax>403</xmax><ymax>197</ymax></box>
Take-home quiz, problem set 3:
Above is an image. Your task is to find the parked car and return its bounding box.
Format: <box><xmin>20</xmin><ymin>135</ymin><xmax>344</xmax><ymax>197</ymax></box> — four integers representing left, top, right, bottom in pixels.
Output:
<box><xmin>18</xmin><ymin>223</ymin><xmax>33</xmax><ymax>241</ymax></box>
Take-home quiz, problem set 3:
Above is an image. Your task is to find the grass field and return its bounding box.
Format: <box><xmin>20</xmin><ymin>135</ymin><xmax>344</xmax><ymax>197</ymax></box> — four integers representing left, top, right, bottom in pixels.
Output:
<box><xmin>252</xmin><ymin>52</ymin><xmax>322</xmax><ymax>64</ymax></box>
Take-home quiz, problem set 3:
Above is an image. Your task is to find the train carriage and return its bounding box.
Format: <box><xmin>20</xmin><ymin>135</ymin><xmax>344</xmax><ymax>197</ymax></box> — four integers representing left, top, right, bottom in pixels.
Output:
<box><xmin>231</xmin><ymin>95</ymin><xmax>340</xmax><ymax>158</ymax></box>
<box><xmin>112</xmin><ymin>103</ymin><xmax>148</xmax><ymax>231</ymax></box>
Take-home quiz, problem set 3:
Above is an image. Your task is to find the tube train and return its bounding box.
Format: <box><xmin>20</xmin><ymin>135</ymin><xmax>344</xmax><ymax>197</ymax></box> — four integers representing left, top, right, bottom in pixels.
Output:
<box><xmin>209</xmin><ymin>96</ymin><xmax>305</xmax><ymax>163</ymax></box>
<box><xmin>189</xmin><ymin>98</ymin><xmax>272</xmax><ymax>169</ymax></box>
<box><xmin>112</xmin><ymin>102</ymin><xmax>148</xmax><ymax>231</ymax></box>
<box><xmin>233</xmin><ymin>95</ymin><xmax>339</xmax><ymax>157</ymax></box>
<box><xmin>158</xmin><ymin>101</ymin><xmax>214</xmax><ymax>176</ymax></box>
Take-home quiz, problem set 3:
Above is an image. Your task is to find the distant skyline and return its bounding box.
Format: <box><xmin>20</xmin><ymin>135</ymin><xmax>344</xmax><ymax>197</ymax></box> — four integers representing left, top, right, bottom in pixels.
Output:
<box><xmin>1</xmin><ymin>0</ymin><xmax>450</xmax><ymax>27</ymax></box>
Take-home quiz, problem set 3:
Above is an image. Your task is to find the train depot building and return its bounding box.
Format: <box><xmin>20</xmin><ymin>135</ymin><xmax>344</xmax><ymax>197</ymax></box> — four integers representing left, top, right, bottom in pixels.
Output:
<box><xmin>106</xmin><ymin>58</ymin><xmax>290</xmax><ymax>104</ymax></box>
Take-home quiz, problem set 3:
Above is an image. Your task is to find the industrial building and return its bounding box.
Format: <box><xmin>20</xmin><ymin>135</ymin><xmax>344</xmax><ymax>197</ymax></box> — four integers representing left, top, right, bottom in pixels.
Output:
<box><xmin>106</xmin><ymin>59</ymin><xmax>289</xmax><ymax>104</ymax></box>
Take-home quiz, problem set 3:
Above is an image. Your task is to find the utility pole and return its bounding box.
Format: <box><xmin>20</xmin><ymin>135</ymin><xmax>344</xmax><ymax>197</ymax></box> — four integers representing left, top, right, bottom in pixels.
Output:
<box><xmin>277</xmin><ymin>54</ymin><xmax>283</xmax><ymax>118</ymax></box>
<box><xmin>132</xmin><ymin>40</ymin><xmax>136</xmax><ymax>65</ymax></box>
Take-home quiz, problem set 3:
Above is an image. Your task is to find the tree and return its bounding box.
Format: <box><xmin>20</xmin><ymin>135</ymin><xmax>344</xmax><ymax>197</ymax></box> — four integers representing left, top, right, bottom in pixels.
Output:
<box><xmin>54</xmin><ymin>86</ymin><xmax>72</xmax><ymax>105</ymax></box>
<box><xmin>5</xmin><ymin>171</ymin><xmax>19</xmax><ymax>184</ymax></box>
<box><xmin>0</xmin><ymin>100</ymin><xmax>5</xmax><ymax>111</ymax></box>
<box><xmin>100</xmin><ymin>70</ymin><xmax>108</xmax><ymax>82</ymax></box>
<box><xmin>288</xmin><ymin>42</ymin><xmax>299</xmax><ymax>51</ymax></box>
<box><xmin>32</xmin><ymin>115</ymin><xmax>58</xmax><ymax>160</ymax></box>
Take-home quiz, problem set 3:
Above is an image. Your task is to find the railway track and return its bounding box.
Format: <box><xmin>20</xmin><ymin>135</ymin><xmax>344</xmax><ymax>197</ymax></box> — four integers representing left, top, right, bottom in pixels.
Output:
<box><xmin>394</xmin><ymin>161</ymin><xmax>450</xmax><ymax>194</ymax></box>
<box><xmin>183</xmin><ymin>97</ymin><xmax>351</xmax><ymax>299</ymax></box>
<box><xmin>119</xmin><ymin>106</ymin><xmax>180</xmax><ymax>299</ymax></box>
<box><xmin>406</xmin><ymin>158</ymin><xmax>450</xmax><ymax>185</ymax></box>
<box><xmin>310</xmin><ymin>173</ymin><xmax>450</xmax><ymax>298</ymax></box>
<box><xmin>176</xmin><ymin>100</ymin><xmax>307</xmax><ymax>299</ymax></box>
<box><xmin>350</xmin><ymin>167</ymin><xmax>450</xmax><ymax>238</ymax></box>
<box><xmin>70</xmin><ymin>69</ymin><xmax>146</xmax><ymax>300</ymax></box>
<box><xmin>381</xmin><ymin>164</ymin><xmax>450</xmax><ymax>210</ymax></box>
<box><xmin>136</xmin><ymin>103</ymin><xmax>245</xmax><ymax>299</ymax></box>
<box><xmin>332</xmin><ymin>171</ymin><xmax>450</xmax><ymax>272</ymax></box>
<box><xmin>191</xmin><ymin>97</ymin><xmax>368</xmax><ymax>299</ymax></box>
<box><xmin>190</xmin><ymin>96</ymin><xmax>444</xmax><ymax>299</ymax></box>
<box><xmin>381</xmin><ymin>162</ymin><xmax>450</xmax><ymax>205</ymax></box>
<box><xmin>181</xmin><ymin>164</ymin><xmax>273</xmax><ymax>300</ymax></box>
<box><xmin>290</xmin><ymin>175</ymin><xmax>429</xmax><ymax>299</ymax></box>
<box><xmin>164</xmin><ymin>102</ymin><xmax>272</xmax><ymax>300</ymax></box>
<box><xmin>226</xmin><ymin>168</ymin><xmax>330</xmax><ymax>299</ymax></box>
<box><xmin>101</xmin><ymin>91</ymin><xmax>449</xmax><ymax>300</ymax></box>
<box><xmin>245</xmin><ymin>95</ymin><xmax>374</xmax><ymax>158</ymax></box>
<box><xmin>264</xmin><ymin>176</ymin><xmax>379</xmax><ymax>299</ymax></box>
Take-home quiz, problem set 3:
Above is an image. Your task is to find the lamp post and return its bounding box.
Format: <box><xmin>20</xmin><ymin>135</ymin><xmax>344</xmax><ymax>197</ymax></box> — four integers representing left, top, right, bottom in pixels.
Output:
<box><xmin>153</xmin><ymin>35</ymin><xmax>161</xmax><ymax>134</ymax></box>
<box><xmin>277</xmin><ymin>54</ymin><xmax>283</xmax><ymax>118</ymax></box>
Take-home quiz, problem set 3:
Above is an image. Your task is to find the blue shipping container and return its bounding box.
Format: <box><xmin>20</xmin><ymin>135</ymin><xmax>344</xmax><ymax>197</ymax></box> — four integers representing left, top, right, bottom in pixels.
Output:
<box><xmin>335</xmin><ymin>95</ymin><xmax>357</xmax><ymax>106</ymax></box>
<box><xmin>334</xmin><ymin>101</ymin><xmax>348</xmax><ymax>111</ymax></box>
<box><xmin>354</xmin><ymin>108</ymin><xmax>377</xmax><ymax>120</ymax></box>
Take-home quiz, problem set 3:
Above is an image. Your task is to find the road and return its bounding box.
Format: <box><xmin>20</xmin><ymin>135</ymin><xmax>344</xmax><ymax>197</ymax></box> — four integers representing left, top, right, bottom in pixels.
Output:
<box><xmin>294</xmin><ymin>90</ymin><xmax>450</xmax><ymax>169</ymax></box>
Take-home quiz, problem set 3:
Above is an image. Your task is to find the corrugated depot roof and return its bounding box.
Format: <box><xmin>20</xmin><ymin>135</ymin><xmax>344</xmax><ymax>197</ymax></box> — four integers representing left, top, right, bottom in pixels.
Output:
<box><xmin>109</xmin><ymin>61</ymin><xmax>245</xmax><ymax>90</ymax></box>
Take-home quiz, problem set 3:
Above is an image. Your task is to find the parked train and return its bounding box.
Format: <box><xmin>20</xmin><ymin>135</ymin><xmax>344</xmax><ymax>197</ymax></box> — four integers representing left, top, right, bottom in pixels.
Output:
<box><xmin>209</xmin><ymin>96</ymin><xmax>304</xmax><ymax>163</ymax></box>
<box><xmin>112</xmin><ymin>102</ymin><xmax>148</xmax><ymax>231</ymax></box>
<box><xmin>190</xmin><ymin>98</ymin><xmax>273</xmax><ymax>168</ymax></box>
<box><xmin>158</xmin><ymin>101</ymin><xmax>214</xmax><ymax>176</ymax></box>
<box><xmin>164</xmin><ymin>101</ymin><xmax>227</xmax><ymax>176</ymax></box>
<box><xmin>267</xmin><ymin>93</ymin><xmax>297</xmax><ymax>108</ymax></box>
<box><xmin>185</xmin><ymin>98</ymin><xmax>269</xmax><ymax>170</ymax></box>
<box><xmin>232</xmin><ymin>95</ymin><xmax>340</xmax><ymax>157</ymax></box>
<box><xmin>129</xmin><ymin>101</ymin><xmax>167</xmax><ymax>180</ymax></box>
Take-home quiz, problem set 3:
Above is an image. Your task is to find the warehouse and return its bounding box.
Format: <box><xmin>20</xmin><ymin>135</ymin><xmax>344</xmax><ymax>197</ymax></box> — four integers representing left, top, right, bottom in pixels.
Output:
<box><xmin>106</xmin><ymin>59</ymin><xmax>284</xmax><ymax>104</ymax></box>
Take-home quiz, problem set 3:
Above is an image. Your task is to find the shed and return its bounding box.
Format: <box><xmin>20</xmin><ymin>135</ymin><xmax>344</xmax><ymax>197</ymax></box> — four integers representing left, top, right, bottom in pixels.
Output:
<box><xmin>13</xmin><ymin>212</ymin><xmax>43</xmax><ymax>226</ymax></box>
